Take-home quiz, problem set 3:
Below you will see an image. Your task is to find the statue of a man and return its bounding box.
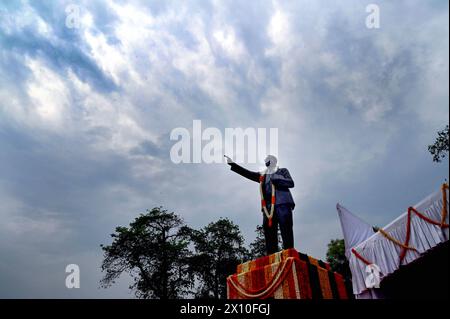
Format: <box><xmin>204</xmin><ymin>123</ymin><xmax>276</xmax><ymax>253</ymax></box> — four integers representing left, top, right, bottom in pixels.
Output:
<box><xmin>225</xmin><ymin>155</ymin><xmax>295</xmax><ymax>255</ymax></box>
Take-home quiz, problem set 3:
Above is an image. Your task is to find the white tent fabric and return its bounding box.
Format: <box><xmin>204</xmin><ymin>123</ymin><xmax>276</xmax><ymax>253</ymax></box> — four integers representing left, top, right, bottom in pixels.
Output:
<box><xmin>338</xmin><ymin>186</ymin><xmax>448</xmax><ymax>298</ymax></box>
<box><xmin>336</xmin><ymin>203</ymin><xmax>375</xmax><ymax>259</ymax></box>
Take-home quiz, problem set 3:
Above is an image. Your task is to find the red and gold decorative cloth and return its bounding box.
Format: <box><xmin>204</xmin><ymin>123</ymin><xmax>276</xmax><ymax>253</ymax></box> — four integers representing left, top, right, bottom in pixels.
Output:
<box><xmin>227</xmin><ymin>248</ymin><xmax>351</xmax><ymax>299</ymax></box>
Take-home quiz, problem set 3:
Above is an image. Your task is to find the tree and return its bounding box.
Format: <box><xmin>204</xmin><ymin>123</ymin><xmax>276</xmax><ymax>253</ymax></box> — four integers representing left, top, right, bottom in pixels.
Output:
<box><xmin>326</xmin><ymin>239</ymin><xmax>351</xmax><ymax>280</ymax></box>
<box><xmin>248</xmin><ymin>225</ymin><xmax>266</xmax><ymax>260</ymax></box>
<box><xmin>100</xmin><ymin>207</ymin><xmax>194</xmax><ymax>299</ymax></box>
<box><xmin>189</xmin><ymin>218</ymin><xmax>248</xmax><ymax>299</ymax></box>
<box><xmin>428</xmin><ymin>125</ymin><xmax>449</xmax><ymax>163</ymax></box>
<box><xmin>248</xmin><ymin>225</ymin><xmax>282</xmax><ymax>259</ymax></box>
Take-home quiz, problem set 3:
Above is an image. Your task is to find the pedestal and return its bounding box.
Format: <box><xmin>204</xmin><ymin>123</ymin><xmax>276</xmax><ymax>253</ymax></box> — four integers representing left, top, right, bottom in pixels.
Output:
<box><xmin>227</xmin><ymin>248</ymin><xmax>352</xmax><ymax>299</ymax></box>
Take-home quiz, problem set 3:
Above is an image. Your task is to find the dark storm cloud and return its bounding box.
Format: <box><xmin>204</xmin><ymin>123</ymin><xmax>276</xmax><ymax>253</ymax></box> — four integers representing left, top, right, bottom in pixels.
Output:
<box><xmin>0</xmin><ymin>1</ymin><xmax>117</xmax><ymax>93</ymax></box>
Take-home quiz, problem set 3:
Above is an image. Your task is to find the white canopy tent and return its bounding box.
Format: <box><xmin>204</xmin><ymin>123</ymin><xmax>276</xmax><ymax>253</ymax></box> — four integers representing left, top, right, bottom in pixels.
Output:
<box><xmin>336</xmin><ymin>203</ymin><xmax>375</xmax><ymax>260</ymax></box>
<box><xmin>337</xmin><ymin>184</ymin><xmax>449</xmax><ymax>299</ymax></box>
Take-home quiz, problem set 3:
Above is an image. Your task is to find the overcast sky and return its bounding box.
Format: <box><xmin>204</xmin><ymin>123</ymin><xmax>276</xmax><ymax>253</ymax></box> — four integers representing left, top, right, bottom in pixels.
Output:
<box><xmin>0</xmin><ymin>0</ymin><xmax>448</xmax><ymax>298</ymax></box>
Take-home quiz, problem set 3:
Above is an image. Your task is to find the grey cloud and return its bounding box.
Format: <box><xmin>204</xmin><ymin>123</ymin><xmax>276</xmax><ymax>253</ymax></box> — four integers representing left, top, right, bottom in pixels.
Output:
<box><xmin>1</xmin><ymin>1</ymin><xmax>117</xmax><ymax>93</ymax></box>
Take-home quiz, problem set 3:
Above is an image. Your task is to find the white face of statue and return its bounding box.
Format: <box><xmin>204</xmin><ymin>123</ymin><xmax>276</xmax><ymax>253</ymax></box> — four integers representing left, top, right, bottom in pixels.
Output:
<box><xmin>264</xmin><ymin>155</ymin><xmax>278</xmax><ymax>173</ymax></box>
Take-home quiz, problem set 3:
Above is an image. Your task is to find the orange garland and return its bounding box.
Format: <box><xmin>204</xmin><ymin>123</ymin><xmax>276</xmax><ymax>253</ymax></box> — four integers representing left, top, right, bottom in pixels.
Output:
<box><xmin>227</xmin><ymin>257</ymin><xmax>295</xmax><ymax>299</ymax></box>
<box><xmin>352</xmin><ymin>183</ymin><xmax>449</xmax><ymax>268</ymax></box>
<box><xmin>441</xmin><ymin>183</ymin><xmax>448</xmax><ymax>227</ymax></box>
<box><xmin>351</xmin><ymin>248</ymin><xmax>371</xmax><ymax>266</ymax></box>
<box><xmin>378</xmin><ymin>228</ymin><xmax>418</xmax><ymax>253</ymax></box>
<box><xmin>260</xmin><ymin>174</ymin><xmax>276</xmax><ymax>227</ymax></box>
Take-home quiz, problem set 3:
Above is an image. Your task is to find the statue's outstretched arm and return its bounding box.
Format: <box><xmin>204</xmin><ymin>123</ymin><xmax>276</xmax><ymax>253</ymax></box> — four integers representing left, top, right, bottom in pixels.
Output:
<box><xmin>225</xmin><ymin>156</ymin><xmax>260</xmax><ymax>183</ymax></box>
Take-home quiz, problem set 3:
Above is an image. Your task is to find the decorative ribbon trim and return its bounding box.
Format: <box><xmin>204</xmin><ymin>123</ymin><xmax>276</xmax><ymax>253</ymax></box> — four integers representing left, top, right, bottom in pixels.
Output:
<box><xmin>351</xmin><ymin>248</ymin><xmax>371</xmax><ymax>266</ymax></box>
<box><xmin>398</xmin><ymin>205</ymin><xmax>449</xmax><ymax>265</ymax></box>
<box><xmin>441</xmin><ymin>183</ymin><xmax>448</xmax><ymax>227</ymax></box>
<box><xmin>378</xmin><ymin>228</ymin><xmax>418</xmax><ymax>252</ymax></box>
<box><xmin>227</xmin><ymin>257</ymin><xmax>294</xmax><ymax>299</ymax></box>
<box><xmin>260</xmin><ymin>175</ymin><xmax>275</xmax><ymax>227</ymax></box>
<box><xmin>352</xmin><ymin>183</ymin><xmax>449</xmax><ymax>268</ymax></box>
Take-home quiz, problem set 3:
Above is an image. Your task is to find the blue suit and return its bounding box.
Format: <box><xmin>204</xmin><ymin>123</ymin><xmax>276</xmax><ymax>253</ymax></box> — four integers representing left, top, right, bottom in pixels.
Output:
<box><xmin>229</xmin><ymin>163</ymin><xmax>295</xmax><ymax>254</ymax></box>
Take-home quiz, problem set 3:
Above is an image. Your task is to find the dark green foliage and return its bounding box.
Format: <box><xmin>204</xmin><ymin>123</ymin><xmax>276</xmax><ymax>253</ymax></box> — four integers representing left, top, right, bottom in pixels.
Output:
<box><xmin>326</xmin><ymin>239</ymin><xmax>351</xmax><ymax>280</ymax></box>
<box><xmin>248</xmin><ymin>225</ymin><xmax>266</xmax><ymax>260</ymax></box>
<box><xmin>188</xmin><ymin>218</ymin><xmax>248</xmax><ymax>299</ymax></box>
<box><xmin>247</xmin><ymin>225</ymin><xmax>281</xmax><ymax>259</ymax></box>
<box><xmin>100</xmin><ymin>207</ymin><xmax>194</xmax><ymax>299</ymax></box>
<box><xmin>428</xmin><ymin>125</ymin><xmax>449</xmax><ymax>163</ymax></box>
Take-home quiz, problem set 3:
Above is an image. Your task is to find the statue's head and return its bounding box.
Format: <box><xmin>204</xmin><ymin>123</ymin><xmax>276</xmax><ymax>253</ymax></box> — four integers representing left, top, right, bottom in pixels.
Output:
<box><xmin>264</xmin><ymin>155</ymin><xmax>277</xmax><ymax>168</ymax></box>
